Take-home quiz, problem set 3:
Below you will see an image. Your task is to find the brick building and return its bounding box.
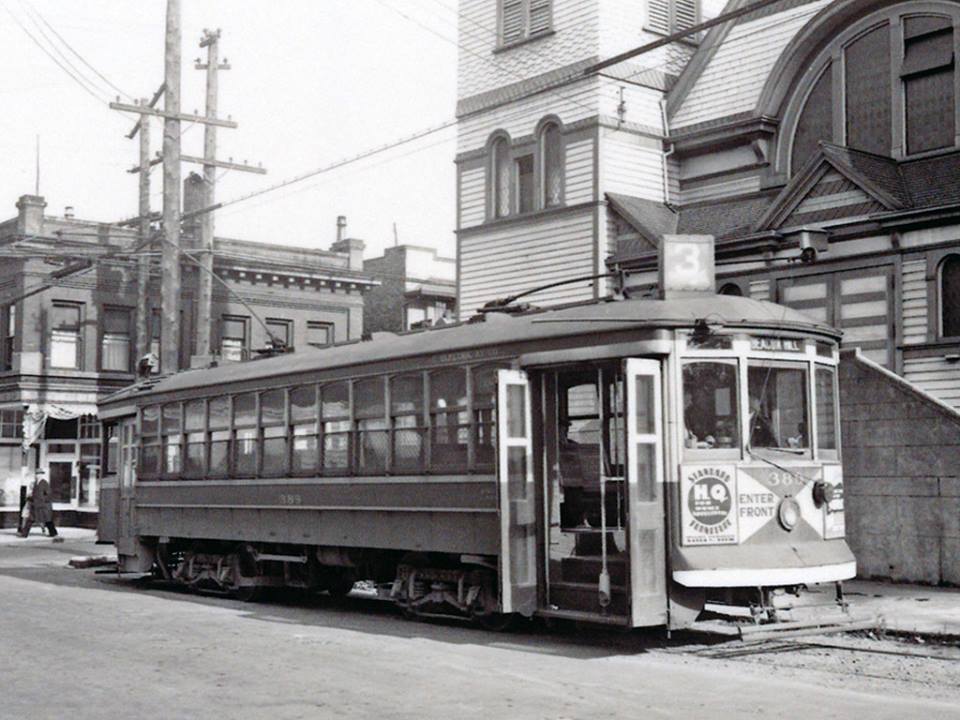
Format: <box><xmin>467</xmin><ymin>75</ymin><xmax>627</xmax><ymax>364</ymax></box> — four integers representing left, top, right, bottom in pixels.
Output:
<box><xmin>363</xmin><ymin>243</ymin><xmax>456</xmax><ymax>333</ymax></box>
<box><xmin>0</xmin><ymin>193</ymin><xmax>375</xmax><ymax>527</ymax></box>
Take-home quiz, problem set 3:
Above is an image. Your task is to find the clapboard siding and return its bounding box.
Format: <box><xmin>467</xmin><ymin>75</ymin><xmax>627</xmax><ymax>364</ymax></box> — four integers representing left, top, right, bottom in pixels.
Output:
<box><xmin>565</xmin><ymin>137</ymin><xmax>595</xmax><ymax>205</ymax></box>
<box><xmin>902</xmin><ymin>358</ymin><xmax>960</xmax><ymax>409</ymax></box>
<box><xmin>902</xmin><ymin>259</ymin><xmax>929</xmax><ymax>345</ymax></box>
<box><xmin>672</xmin><ymin>1</ymin><xmax>830</xmax><ymax>129</ymax></box>
<box><xmin>459</xmin><ymin>210</ymin><xmax>596</xmax><ymax>316</ymax></box>
<box><xmin>750</xmin><ymin>278</ymin><xmax>771</xmax><ymax>301</ymax></box>
<box><xmin>458</xmin><ymin>77</ymin><xmax>601</xmax><ymax>152</ymax></box>
<box><xmin>458</xmin><ymin>0</ymin><xmax>600</xmax><ymax>100</ymax></box>
<box><xmin>603</xmin><ymin>131</ymin><xmax>666</xmax><ymax>201</ymax></box>
<box><xmin>679</xmin><ymin>174</ymin><xmax>763</xmax><ymax>203</ymax></box>
<box><xmin>460</xmin><ymin>166</ymin><xmax>487</xmax><ymax>229</ymax></box>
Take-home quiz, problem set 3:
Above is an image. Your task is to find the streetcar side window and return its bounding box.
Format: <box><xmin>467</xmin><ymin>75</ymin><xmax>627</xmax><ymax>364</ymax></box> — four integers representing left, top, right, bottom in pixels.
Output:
<box><xmin>391</xmin><ymin>374</ymin><xmax>425</xmax><ymax>474</ymax></box>
<box><xmin>682</xmin><ymin>361</ymin><xmax>740</xmax><ymax>454</ymax></box>
<box><xmin>290</xmin><ymin>384</ymin><xmax>319</xmax><ymax>476</ymax></box>
<box><xmin>355</xmin><ymin>377</ymin><xmax>388</xmax><ymax>474</ymax></box>
<box><xmin>815</xmin><ymin>365</ymin><xmax>838</xmax><ymax>457</ymax></box>
<box><xmin>162</xmin><ymin>403</ymin><xmax>182</xmax><ymax>476</ymax></box>
<box><xmin>184</xmin><ymin>400</ymin><xmax>206</xmax><ymax>478</ymax></box>
<box><xmin>321</xmin><ymin>382</ymin><xmax>351</xmax><ymax>474</ymax></box>
<box><xmin>472</xmin><ymin>364</ymin><xmax>504</xmax><ymax>472</ymax></box>
<box><xmin>233</xmin><ymin>393</ymin><xmax>258</xmax><ymax>477</ymax></box>
<box><xmin>261</xmin><ymin>388</ymin><xmax>288</xmax><ymax>477</ymax></box>
<box><xmin>208</xmin><ymin>396</ymin><xmax>231</xmax><ymax>478</ymax></box>
<box><xmin>140</xmin><ymin>405</ymin><xmax>160</xmax><ymax>478</ymax></box>
<box><xmin>430</xmin><ymin>367</ymin><xmax>469</xmax><ymax>473</ymax></box>
<box><xmin>747</xmin><ymin>363</ymin><xmax>810</xmax><ymax>454</ymax></box>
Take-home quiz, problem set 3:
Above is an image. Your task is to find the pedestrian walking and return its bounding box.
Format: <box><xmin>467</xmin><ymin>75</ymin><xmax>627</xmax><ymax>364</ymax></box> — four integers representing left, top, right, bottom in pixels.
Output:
<box><xmin>18</xmin><ymin>469</ymin><xmax>61</xmax><ymax>541</ymax></box>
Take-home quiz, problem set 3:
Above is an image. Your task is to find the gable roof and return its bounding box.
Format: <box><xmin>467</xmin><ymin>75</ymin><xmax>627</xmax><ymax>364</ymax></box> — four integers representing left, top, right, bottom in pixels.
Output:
<box><xmin>755</xmin><ymin>143</ymin><xmax>911</xmax><ymax>231</ymax></box>
<box><xmin>606</xmin><ymin>193</ymin><xmax>678</xmax><ymax>248</ymax></box>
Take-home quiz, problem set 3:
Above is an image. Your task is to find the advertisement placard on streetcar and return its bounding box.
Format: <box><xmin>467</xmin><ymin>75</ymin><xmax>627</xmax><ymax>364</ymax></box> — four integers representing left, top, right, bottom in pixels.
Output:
<box><xmin>680</xmin><ymin>465</ymin><xmax>739</xmax><ymax>545</ymax></box>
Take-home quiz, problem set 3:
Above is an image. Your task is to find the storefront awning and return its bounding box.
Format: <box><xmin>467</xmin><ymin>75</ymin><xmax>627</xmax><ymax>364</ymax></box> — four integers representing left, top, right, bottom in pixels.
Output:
<box><xmin>23</xmin><ymin>403</ymin><xmax>99</xmax><ymax>449</ymax></box>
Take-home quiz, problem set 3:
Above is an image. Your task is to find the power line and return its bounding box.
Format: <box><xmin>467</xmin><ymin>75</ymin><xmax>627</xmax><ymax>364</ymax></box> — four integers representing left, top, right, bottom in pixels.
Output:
<box><xmin>1</xmin><ymin>1</ymin><xmax>108</xmax><ymax>105</ymax></box>
<box><xmin>18</xmin><ymin>0</ymin><xmax>133</xmax><ymax>101</ymax></box>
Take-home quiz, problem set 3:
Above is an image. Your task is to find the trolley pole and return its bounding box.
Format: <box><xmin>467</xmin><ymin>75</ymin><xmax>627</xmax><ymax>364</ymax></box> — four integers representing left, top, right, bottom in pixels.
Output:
<box><xmin>161</xmin><ymin>0</ymin><xmax>182</xmax><ymax>373</ymax></box>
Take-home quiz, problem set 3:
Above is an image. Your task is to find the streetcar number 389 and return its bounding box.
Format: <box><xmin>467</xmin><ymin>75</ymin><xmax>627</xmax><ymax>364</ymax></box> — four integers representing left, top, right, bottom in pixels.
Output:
<box><xmin>279</xmin><ymin>493</ymin><xmax>303</xmax><ymax>506</ymax></box>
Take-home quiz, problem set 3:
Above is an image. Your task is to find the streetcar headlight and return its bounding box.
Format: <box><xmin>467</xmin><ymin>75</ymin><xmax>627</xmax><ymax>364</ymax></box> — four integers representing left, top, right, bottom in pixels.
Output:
<box><xmin>778</xmin><ymin>497</ymin><xmax>801</xmax><ymax>531</ymax></box>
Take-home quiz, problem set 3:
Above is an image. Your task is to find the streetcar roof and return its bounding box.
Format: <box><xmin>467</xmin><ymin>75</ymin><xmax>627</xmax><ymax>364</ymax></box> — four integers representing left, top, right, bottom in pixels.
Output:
<box><xmin>104</xmin><ymin>295</ymin><xmax>839</xmax><ymax>406</ymax></box>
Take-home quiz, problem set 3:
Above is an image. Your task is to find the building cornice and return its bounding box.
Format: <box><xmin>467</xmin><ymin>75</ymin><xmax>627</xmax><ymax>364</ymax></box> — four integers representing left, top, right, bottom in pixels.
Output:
<box><xmin>456</xmin><ymin>201</ymin><xmax>600</xmax><ymax>237</ymax></box>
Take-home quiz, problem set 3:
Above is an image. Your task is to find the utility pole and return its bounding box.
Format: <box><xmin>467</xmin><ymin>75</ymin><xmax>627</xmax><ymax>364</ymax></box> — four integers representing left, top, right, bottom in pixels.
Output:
<box><xmin>161</xmin><ymin>0</ymin><xmax>182</xmax><ymax>373</ymax></box>
<box><xmin>136</xmin><ymin>100</ymin><xmax>152</xmax><ymax>362</ymax></box>
<box><xmin>195</xmin><ymin>29</ymin><xmax>226</xmax><ymax>358</ymax></box>
<box><xmin>111</xmin><ymin>4</ymin><xmax>266</xmax><ymax>370</ymax></box>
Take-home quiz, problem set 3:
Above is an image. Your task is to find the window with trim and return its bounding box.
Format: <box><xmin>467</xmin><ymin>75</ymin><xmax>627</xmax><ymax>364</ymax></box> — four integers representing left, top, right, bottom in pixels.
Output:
<box><xmin>162</xmin><ymin>403</ymin><xmax>182</xmax><ymax>475</ymax></box>
<box><xmin>307</xmin><ymin>321</ymin><xmax>333</xmax><ymax>348</ymax></box>
<box><xmin>50</xmin><ymin>302</ymin><xmax>82</xmax><ymax>369</ymax></box>
<box><xmin>355</xmin><ymin>377</ymin><xmax>388</xmax><ymax>474</ymax></box>
<box><xmin>647</xmin><ymin>0</ymin><xmax>699</xmax><ymax>36</ymax></box>
<box><xmin>490</xmin><ymin>135</ymin><xmax>511</xmax><ymax>219</ymax></box>
<box><xmin>101</xmin><ymin>307</ymin><xmax>132</xmax><ymax>372</ymax></box>
<box><xmin>266</xmin><ymin>318</ymin><xmax>292</xmax><ymax>350</ymax></box>
<box><xmin>787</xmin><ymin>9</ymin><xmax>960</xmax><ymax>174</ymax></box>
<box><xmin>221</xmin><ymin>315</ymin><xmax>249</xmax><ymax>361</ymax></box>
<box><xmin>499</xmin><ymin>0</ymin><xmax>552</xmax><ymax>47</ymax></box>
<box><xmin>208</xmin><ymin>396</ymin><xmax>231</xmax><ymax>478</ymax></box>
<box><xmin>3</xmin><ymin>304</ymin><xmax>16</xmax><ymax>371</ymax></box>
<box><xmin>540</xmin><ymin>121</ymin><xmax>564</xmax><ymax>208</ymax></box>
<box><xmin>261</xmin><ymin>388</ymin><xmax>287</xmax><ymax>476</ymax></box>
<box><xmin>515</xmin><ymin>154</ymin><xmax>535</xmax><ymax>214</ymax></box>
<box><xmin>430</xmin><ymin>367</ymin><xmax>469</xmax><ymax>472</ymax></box>
<box><xmin>140</xmin><ymin>405</ymin><xmax>160</xmax><ymax>478</ymax></box>
<box><xmin>149</xmin><ymin>309</ymin><xmax>161</xmax><ymax>374</ymax></box>
<box><xmin>940</xmin><ymin>254</ymin><xmax>960</xmax><ymax>336</ymax></box>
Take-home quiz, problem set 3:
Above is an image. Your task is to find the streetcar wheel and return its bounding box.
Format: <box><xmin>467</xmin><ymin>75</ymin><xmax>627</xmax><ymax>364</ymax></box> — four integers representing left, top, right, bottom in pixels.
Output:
<box><xmin>230</xmin><ymin>546</ymin><xmax>263</xmax><ymax>602</ymax></box>
<box><xmin>324</xmin><ymin>570</ymin><xmax>356</xmax><ymax>598</ymax></box>
<box><xmin>476</xmin><ymin>612</ymin><xmax>516</xmax><ymax>632</ymax></box>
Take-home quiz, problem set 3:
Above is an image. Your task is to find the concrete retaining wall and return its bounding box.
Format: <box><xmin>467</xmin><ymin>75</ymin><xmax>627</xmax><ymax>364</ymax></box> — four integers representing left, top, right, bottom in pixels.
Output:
<box><xmin>840</xmin><ymin>350</ymin><xmax>960</xmax><ymax>585</ymax></box>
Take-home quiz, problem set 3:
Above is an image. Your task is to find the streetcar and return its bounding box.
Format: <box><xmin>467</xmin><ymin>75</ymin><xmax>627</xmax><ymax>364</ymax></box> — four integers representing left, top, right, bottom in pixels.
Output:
<box><xmin>97</xmin><ymin>238</ymin><xmax>854</xmax><ymax>630</ymax></box>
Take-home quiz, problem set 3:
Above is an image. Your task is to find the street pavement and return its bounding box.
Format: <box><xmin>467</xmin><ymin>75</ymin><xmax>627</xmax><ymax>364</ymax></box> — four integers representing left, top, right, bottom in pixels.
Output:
<box><xmin>1</xmin><ymin>529</ymin><xmax>958</xmax><ymax>720</ymax></box>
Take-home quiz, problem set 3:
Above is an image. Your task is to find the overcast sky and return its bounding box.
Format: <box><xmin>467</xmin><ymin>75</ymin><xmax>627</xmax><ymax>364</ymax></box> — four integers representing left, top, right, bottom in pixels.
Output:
<box><xmin>0</xmin><ymin>0</ymin><xmax>459</xmax><ymax>259</ymax></box>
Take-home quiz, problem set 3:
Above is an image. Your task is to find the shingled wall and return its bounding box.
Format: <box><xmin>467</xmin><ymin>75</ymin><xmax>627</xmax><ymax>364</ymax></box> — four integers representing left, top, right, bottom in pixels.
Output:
<box><xmin>840</xmin><ymin>350</ymin><xmax>960</xmax><ymax>585</ymax></box>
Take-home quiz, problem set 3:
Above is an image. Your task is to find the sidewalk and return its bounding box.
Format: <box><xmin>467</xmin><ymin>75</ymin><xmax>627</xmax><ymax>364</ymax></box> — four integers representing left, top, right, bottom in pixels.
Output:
<box><xmin>0</xmin><ymin>526</ymin><xmax>99</xmax><ymax>546</ymax></box>
<box><xmin>844</xmin><ymin>579</ymin><xmax>960</xmax><ymax>638</ymax></box>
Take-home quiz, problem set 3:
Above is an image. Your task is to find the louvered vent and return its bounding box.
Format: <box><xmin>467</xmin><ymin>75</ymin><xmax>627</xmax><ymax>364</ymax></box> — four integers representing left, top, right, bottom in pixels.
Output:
<box><xmin>647</xmin><ymin>0</ymin><xmax>671</xmax><ymax>34</ymax></box>
<box><xmin>501</xmin><ymin>0</ymin><xmax>525</xmax><ymax>44</ymax></box>
<box><xmin>529</xmin><ymin>0</ymin><xmax>552</xmax><ymax>36</ymax></box>
<box><xmin>675</xmin><ymin>0</ymin><xmax>698</xmax><ymax>33</ymax></box>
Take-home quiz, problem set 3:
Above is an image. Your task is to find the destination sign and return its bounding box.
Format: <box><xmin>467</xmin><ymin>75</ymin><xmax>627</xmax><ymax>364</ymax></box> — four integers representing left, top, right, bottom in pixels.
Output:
<box><xmin>750</xmin><ymin>336</ymin><xmax>804</xmax><ymax>352</ymax></box>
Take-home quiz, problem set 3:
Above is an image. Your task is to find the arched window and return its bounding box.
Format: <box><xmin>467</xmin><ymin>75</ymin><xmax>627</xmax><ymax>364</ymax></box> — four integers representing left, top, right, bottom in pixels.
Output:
<box><xmin>941</xmin><ymin>255</ymin><xmax>960</xmax><ymax>336</ymax></box>
<box><xmin>719</xmin><ymin>283</ymin><xmax>743</xmax><ymax>297</ymax></box>
<box><xmin>490</xmin><ymin>136</ymin><xmax>511</xmax><ymax>219</ymax></box>
<box><xmin>781</xmin><ymin>7</ymin><xmax>960</xmax><ymax>175</ymax></box>
<box><xmin>539</xmin><ymin>121</ymin><xmax>564</xmax><ymax>209</ymax></box>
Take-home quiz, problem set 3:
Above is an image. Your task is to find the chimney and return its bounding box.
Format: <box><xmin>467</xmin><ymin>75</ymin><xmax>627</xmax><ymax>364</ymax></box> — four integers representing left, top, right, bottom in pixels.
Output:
<box><xmin>15</xmin><ymin>194</ymin><xmax>46</xmax><ymax>237</ymax></box>
<box><xmin>332</xmin><ymin>237</ymin><xmax>365</xmax><ymax>271</ymax></box>
<box><xmin>64</xmin><ymin>206</ymin><xmax>75</xmax><ymax>219</ymax></box>
<box><xmin>336</xmin><ymin>215</ymin><xmax>347</xmax><ymax>244</ymax></box>
<box><xmin>182</xmin><ymin>172</ymin><xmax>205</xmax><ymax>236</ymax></box>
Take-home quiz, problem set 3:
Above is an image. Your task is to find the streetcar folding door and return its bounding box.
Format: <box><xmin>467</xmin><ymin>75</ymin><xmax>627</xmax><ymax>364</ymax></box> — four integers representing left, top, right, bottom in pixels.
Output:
<box><xmin>497</xmin><ymin>369</ymin><xmax>537</xmax><ymax>616</ymax></box>
<box><xmin>117</xmin><ymin>418</ymin><xmax>138</xmax><ymax>557</ymax></box>
<box><xmin>624</xmin><ymin>359</ymin><xmax>667</xmax><ymax>626</ymax></box>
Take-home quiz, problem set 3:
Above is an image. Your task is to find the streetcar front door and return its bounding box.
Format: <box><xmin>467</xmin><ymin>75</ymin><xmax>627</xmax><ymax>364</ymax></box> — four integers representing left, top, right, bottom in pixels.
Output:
<box><xmin>117</xmin><ymin>418</ymin><xmax>138</xmax><ymax>557</ymax></box>
<box><xmin>541</xmin><ymin>360</ymin><xmax>666</xmax><ymax>625</ymax></box>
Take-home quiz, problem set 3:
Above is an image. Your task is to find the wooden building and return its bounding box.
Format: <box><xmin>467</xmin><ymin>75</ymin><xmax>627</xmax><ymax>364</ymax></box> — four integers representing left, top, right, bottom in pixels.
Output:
<box><xmin>0</xmin><ymin>193</ymin><xmax>375</xmax><ymax>527</ymax></box>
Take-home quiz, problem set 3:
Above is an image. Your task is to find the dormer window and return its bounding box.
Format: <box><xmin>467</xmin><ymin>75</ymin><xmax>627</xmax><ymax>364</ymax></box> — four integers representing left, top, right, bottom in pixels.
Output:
<box><xmin>499</xmin><ymin>0</ymin><xmax>552</xmax><ymax>47</ymax></box>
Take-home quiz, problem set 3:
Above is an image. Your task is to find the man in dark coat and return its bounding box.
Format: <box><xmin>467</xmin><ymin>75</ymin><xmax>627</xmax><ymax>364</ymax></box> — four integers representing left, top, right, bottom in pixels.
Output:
<box><xmin>18</xmin><ymin>469</ymin><xmax>59</xmax><ymax>539</ymax></box>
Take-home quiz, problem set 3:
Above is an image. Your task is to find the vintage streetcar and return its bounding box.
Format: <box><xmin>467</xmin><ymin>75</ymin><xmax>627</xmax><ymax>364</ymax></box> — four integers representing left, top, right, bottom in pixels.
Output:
<box><xmin>98</xmin><ymin>241</ymin><xmax>854</xmax><ymax>631</ymax></box>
